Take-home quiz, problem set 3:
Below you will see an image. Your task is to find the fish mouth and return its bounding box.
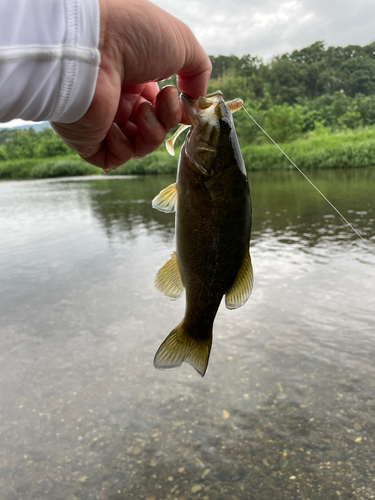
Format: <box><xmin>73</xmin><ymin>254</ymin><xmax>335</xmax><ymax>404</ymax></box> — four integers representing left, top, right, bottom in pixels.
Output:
<box><xmin>181</xmin><ymin>91</ymin><xmax>224</xmax><ymax>126</ymax></box>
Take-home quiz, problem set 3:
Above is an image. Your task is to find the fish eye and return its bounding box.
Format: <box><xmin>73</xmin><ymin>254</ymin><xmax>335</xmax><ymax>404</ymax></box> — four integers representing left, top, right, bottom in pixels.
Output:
<box><xmin>219</xmin><ymin>118</ymin><xmax>230</xmax><ymax>131</ymax></box>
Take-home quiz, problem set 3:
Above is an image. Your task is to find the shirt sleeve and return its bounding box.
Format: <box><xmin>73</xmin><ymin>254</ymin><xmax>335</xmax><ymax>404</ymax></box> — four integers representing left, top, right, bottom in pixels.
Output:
<box><xmin>0</xmin><ymin>0</ymin><xmax>100</xmax><ymax>124</ymax></box>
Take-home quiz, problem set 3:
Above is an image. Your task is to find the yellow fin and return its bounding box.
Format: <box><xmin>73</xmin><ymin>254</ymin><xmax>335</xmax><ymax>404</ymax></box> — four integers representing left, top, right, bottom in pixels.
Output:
<box><xmin>225</xmin><ymin>251</ymin><xmax>253</xmax><ymax>309</ymax></box>
<box><xmin>154</xmin><ymin>322</ymin><xmax>212</xmax><ymax>377</ymax></box>
<box><xmin>166</xmin><ymin>124</ymin><xmax>190</xmax><ymax>156</ymax></box>
<box><xmin>152</xmin><ymin>183</ymin><xmax>178</xmax><ymax>213</ymax></box>
<box><xmin>155</xmin><ymin>252</ymin><xmax>184</xmax><ymax>300</ymax></box>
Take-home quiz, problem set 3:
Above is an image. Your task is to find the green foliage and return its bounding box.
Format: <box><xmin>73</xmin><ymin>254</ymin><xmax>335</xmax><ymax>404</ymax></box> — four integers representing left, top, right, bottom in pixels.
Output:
<box><xmin>353</xmin><ymin>94</ymin><xmax>375</xmax><ymax>126</ymax></box>
<box><xmin>207</xmin><ymin>75</ymin><xmax>249</xmax><ymax>102</ymax></box>
<box><xmin>0</xmin><ymin>126</ymin><xmax>71</xmax><ymax>160</ymax></box>
<box><xmin>0</xmin><ymin>128</ymin><xmax>14</xmax><ymax>146</ymax></box>
<box><xmin>264</xmin><ymin>104</ymin><xmax>304</xmax><ymax>143</ymax></box>
<box><xmin>233</xmin><ymin>102</ymin><xmax>265</xmax><ymax>145</ymax></box>
<box><xmin>305</xmin><ymin>121</ymin><xmax>330</xmax><ymax>138</ymax></box>
<box><xmin>34</xmin><ymin>128</ymin><xmax>71</xmax><ymax>157</ymax></box>
<box><xmin>2</xmin><ymin>127</ymin><xmax>38</xmax><ymax>159</ymax></box>
<box><xmin>202</xmin><ymin>41</ymin><xmax>375</xmax><ymax>145</ymax></box>
<box><xmin>0</xmin><ymin>158</ymin><xmax>37</xmax><ymax>179</ymax></box>
<box><xmin>207</xmin><ymin>41</ymin><xmax>375</xmax><ymax>107</ymax></box>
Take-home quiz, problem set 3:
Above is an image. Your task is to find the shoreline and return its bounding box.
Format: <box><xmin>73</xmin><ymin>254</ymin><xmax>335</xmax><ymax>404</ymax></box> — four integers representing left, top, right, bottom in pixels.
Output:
<box><xmin>1</xmin><ymin>128</ymin><xmax>375</xmax><ymax>180</ymax></box>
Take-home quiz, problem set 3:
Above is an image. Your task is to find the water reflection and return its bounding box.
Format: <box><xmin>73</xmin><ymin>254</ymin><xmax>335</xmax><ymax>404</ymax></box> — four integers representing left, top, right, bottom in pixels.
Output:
<box><xmin>0</xmin><ymin>169</ymin><xmax>374</xmax><ymax>500</ymax></box>
<box><xmin>249</xmin><ymin>169</ymin><xmax>375</xmax><ymax>254</ymax></box>
<box><xmin>85</xmin><ymin>170</ymin><xmax>375</xmax><ymax>254</ymax></box>
<box><xmin>87</xmin><ymin>176</ymin><xmax>175</xmax><ymax>241</ymax></box>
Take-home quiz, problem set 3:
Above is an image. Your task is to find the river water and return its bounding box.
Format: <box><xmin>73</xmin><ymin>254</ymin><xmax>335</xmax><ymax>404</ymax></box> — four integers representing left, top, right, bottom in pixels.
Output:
<box><xmin>0</xmin><ymin>169</ymin><xmax>374</xmax><ymax>500</ymax></box>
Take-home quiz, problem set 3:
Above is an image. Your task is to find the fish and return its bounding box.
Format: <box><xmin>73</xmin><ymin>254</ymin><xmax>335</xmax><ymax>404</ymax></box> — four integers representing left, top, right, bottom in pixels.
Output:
<box><xmin>152</xmin><ymin>91</ymin><xmax>253</xmax><ymax>377</ymax></box>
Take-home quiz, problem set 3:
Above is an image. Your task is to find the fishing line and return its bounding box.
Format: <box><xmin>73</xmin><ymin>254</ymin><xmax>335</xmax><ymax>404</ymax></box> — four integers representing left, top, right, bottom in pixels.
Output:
<box><xmin>242</xmin><ymin>105</ymin><xmax>375</xmax><ymax>256</ymax></box>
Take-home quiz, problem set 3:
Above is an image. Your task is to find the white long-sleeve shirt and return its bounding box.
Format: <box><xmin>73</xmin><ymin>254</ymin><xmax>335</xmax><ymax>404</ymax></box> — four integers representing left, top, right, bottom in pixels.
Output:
<box><xmin>0</xmin><ymin>0</ymin><xmax>100</xmax><ymax>123</ymax></box>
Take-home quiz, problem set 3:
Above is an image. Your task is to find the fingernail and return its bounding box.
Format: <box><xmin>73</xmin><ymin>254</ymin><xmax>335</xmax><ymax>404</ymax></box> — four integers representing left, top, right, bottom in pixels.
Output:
<box><xmin>168</xmin><ymin>89</ymin><xmax>180</xmax><ymax>112</ymax></box>
<box><xmin>144</xmin><ymin>105</ymin><xmax>160</xmax><ymax>127</ymax></box>
<box><xmin>79</xmin><ymin>145</ymin><xmax>94</xmax><ymax>158</ymax></box>
<box><xmin>111</xmin><ymin>123</ymin><xmax>126</xmax><ymax>142</ymax></box>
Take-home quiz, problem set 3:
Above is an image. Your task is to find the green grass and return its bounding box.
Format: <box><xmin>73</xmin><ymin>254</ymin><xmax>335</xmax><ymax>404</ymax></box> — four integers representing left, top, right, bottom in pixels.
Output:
<box><xmin>1</xmin><ymin>127</ymin><xmax>375</xmax><ymax>180</ymax></box>
<box><xmin>30</xmin><ymin>159</ymin><xmax>98</xmax><ymax>178</ymax></box>
<box><xmin>0</xmin><ymin>156</ymin><xmax>98</xmax><ymax>180</ymax></box>
<box><xmin>0</xmin><ymin>150</ymin><xmax>178</xmax><ymax>180</ymax></box>
<box><xmin>107</xmin><ymin>151</ymin><xmax>177</xmax><ymax>176</ymax></box>
<box><xmin>242</xmin><ymin>128</ymin><xmax>375</xmax><ymax>171</ymax></box>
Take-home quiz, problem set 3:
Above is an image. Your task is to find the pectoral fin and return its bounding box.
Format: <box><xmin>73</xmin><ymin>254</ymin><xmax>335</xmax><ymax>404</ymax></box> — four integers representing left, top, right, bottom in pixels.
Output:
<box><xmin>155</xmin><ymin>252</ymin><xmax>184</xmax><ymax>300</ymax></box>
<box><xmin>166</xmin><ymin>124</ymin><xmax>190</xmax><ymax>156</ymax></box>
<box><xmin>225</xmin><ymin>251</ymin><xmax>253</xmax><ymax>310</ymax></box>
<box><xmin>152</xmin><ymin>183</ymin><xmax>178</xmax><ymax>213</ymax></box>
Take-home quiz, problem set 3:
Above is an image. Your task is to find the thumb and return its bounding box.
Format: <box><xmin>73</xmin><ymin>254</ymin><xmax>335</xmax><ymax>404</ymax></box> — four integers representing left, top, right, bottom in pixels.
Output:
<box><xmin>174</xmin><ymin>23</ymin><xmax>212</xmax><ymax>99</ymax></box>
<box><xmin>103</xmin><ymin>0</ymin><xmax>211</xmax><ymax>98</ymax></box>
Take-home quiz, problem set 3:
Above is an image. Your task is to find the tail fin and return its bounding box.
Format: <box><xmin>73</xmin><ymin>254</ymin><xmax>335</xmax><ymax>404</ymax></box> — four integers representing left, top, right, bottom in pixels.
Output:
<box><xmin>154</xmin><ymin>322</ymin><xmax>212</xmax><ymax>377</ymax></box>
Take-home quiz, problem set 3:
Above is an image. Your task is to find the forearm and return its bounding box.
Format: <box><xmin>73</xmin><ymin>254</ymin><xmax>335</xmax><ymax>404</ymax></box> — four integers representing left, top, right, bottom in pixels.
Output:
<box><xmin>0</xmin><ymin>0</ymin><xmax>100</xmax><ymax>123</ymax></box>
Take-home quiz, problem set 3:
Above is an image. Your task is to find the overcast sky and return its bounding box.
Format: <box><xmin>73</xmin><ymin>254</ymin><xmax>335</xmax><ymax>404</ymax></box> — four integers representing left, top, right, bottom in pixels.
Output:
<box><xmin>1</xmin><ymin>0</ymin><xmax>374</xmax><ymax>129</ymax></box>
<box><xmin>153</xmin><ymin>0</ymin><xmax>374</xmax><ymax>59</ymax></box>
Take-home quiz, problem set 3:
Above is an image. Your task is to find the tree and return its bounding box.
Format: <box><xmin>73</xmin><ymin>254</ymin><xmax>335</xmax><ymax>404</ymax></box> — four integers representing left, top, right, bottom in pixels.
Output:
<box><xmin>264</xmin><ymin>105</ymin><xmax>304</xmax><ymax>143</ymax></box>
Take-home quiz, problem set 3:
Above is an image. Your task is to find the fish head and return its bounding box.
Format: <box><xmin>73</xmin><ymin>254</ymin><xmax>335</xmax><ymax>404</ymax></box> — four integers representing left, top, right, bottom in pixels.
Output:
<box><xmin>181</xmin><ymin>91</ymin><xmax>243</xmax><ymax>176</ymax></box>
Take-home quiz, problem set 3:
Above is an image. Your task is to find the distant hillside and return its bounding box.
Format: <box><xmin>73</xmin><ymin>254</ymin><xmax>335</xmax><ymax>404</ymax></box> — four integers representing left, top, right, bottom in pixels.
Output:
<box><xmin>5</xmin><ymin>122</ymin><xmax>50</xmax><ymax>132</ymax></box>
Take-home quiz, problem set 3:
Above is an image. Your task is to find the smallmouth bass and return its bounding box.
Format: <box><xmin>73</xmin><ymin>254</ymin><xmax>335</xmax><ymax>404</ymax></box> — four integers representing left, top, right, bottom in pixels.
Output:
<box><xmin>152</xmin><ymin>91</ymin><xmax>253</xmax><ymax>377</ymax></box>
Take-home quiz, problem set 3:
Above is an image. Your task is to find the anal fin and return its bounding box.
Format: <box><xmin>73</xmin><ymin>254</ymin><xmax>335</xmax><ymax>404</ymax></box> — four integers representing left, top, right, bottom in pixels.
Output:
<box><xmin>155</xmin><ymin>252</ymin><xmax>184</xmax><ymax>300</ymax></box>
<box><xmin>225</xmin><ymin>251</ymin><xmax>253</xmax><ymax>310</ymax></box>
<box><xmin>152</xmin><ymin>183</ymin><xmax>178</xmax><ymax>213</ymax></box>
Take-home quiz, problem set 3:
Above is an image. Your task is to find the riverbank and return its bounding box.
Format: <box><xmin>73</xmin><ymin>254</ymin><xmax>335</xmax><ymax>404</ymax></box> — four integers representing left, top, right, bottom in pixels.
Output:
<box><xmin>242</xmin><ymin>127</ymin><xmax>375</xmax><ymax>171</ymax></box>
<box><xmin>1</xmin><ymin>127</ymin><xmax>375</xmax><ymax>180</ymax></box>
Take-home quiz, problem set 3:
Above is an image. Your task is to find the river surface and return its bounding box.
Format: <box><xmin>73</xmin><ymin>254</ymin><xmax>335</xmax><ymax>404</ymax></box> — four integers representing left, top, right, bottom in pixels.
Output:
<box><xmin>0</xmin><ymin>169</ymin><xmax>375</xmax><ymax>500</ymax></box>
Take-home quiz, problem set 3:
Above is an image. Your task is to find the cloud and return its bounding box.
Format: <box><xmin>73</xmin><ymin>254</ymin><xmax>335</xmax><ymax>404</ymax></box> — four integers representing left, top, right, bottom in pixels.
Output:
<box><xmin>152</xmin><ymin>0</ymin><xmax>375</xmax><ymax>60</ymax></box>
<box><xmin>1</xmin><ymin>0</ymin><xmax>373</xmax><ymax>130</ymax></box>
<box><xmin>0</xmin><ymin>119</ymin><xmax>38</xmax><ymax>128</ymax></box>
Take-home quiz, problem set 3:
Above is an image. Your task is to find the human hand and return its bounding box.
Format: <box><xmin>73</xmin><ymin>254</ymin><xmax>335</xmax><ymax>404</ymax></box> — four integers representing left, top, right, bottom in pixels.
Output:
<box><xmin>51</xmin><ymin>0</ymin><xmax>211</xmax><ymax>172</ymax></box>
